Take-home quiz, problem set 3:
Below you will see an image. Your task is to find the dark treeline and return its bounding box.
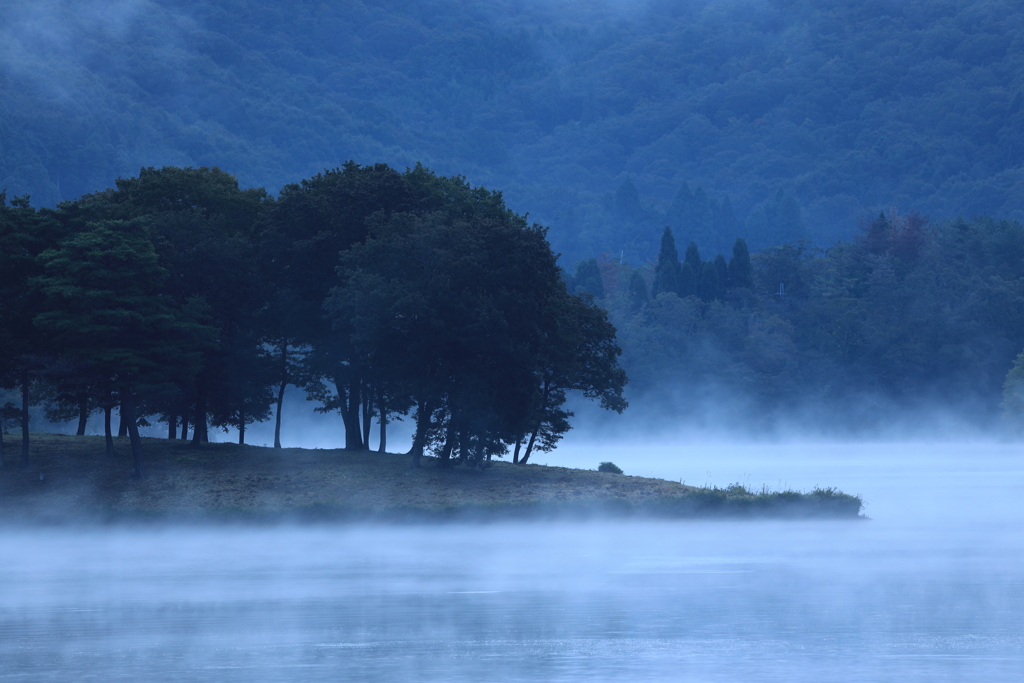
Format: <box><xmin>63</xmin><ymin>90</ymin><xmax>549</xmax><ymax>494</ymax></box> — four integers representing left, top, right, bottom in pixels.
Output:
<box><xmin>570</xmin><ymin>212</ymin><xmax>1024</xmax><ymax>428</ymax></box>
<box><xmin>0</xmin><ymin>164</ymin><xmax>626</xmax><ymax>476</ymax></box>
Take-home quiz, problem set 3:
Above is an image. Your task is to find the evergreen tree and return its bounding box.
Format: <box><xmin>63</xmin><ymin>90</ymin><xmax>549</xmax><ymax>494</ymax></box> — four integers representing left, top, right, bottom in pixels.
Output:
<box><xmin>714</xmin><ymin>254</ymin><xmax>729</xmax><ymax>293</ymax></box>
<box><xmin>0</xmin><ymin>193</ymin><xmax>65</xmax><ymax>467</ymax></box>
<box><xmin>728</xmin><ymin>238</ymin><xmax>754</xmax><ymax>289</ymax></box>
<box><xmin>75</xmin><ymin>166</ymin><xmax>272</xmax><ymax>447</ymax></box>
<box><xmin>34</xmin><ymin>220</ymin><xmax>213</xmax><ymax>477</ymax></box>
<box><xmin>685</xmin><ymin>241</ymin><xmax>702</xmax><ymax>274</ymax></box>
<box><xmin>651</xmin><ymin>227</ymin><xmax>681</xmax><ymax>297</ymax></box>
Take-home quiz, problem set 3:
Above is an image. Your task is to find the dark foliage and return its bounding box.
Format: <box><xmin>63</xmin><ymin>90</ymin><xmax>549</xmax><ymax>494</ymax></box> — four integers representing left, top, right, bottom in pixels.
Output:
<box><xmin>4</xmin><ymin>1</ymin><xmax>1024</xmax><ymax>266</ymax></box>
<box><xmin>599</xmin><ymin>213</ymin><xmax>1024</xmax><ymax>426</ymax></box>
<box><xmin>0</xmin><ymin>164</ymin><xmax>627</xmax><ymax>473</ymax></box>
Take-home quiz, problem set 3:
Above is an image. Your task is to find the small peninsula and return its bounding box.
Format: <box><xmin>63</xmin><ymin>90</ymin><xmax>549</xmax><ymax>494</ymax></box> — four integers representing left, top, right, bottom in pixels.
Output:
<box><xmin>0</xmin><ymin>434</ymin><xmax>862</xmax><ymax>523</ymax></box>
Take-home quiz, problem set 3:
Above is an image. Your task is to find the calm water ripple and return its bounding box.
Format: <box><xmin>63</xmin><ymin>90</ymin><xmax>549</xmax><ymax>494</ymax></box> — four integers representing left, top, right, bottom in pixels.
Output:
<box><xmin>1</xmin><ymin>441</ymin><xmax>1022</xmax><ymax>681</ymax></box>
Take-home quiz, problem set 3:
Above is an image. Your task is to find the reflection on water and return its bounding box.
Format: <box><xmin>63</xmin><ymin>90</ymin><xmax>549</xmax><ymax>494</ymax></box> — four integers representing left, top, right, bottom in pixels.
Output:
<box><xmin>2</xmin><ymin>442</ymin><xmax>1023</xmax><ymax>681</ymax></box>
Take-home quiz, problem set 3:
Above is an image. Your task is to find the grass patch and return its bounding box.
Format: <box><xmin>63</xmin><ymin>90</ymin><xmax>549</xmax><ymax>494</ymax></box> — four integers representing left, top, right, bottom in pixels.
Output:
<box><xmin>0</xmin><ymin>433</ymin><xmax>863</xmax><ymax>524</ymax></box>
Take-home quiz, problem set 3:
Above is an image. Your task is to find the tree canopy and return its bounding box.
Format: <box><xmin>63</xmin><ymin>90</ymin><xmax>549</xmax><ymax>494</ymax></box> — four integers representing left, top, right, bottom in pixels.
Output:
<box><xmin>0</xmin><ymin>163</ymin><xmax>627</xmax><ymax>474</ymax></box>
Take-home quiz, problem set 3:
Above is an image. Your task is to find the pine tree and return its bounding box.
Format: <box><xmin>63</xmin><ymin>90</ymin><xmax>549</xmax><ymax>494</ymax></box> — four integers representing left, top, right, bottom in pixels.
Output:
<box><xmin>685</xmin><ymin>242</ymin><xmax>702</xmax><ymax>274</ymax></box>
<box><xmin>651</xmin><ymin>226</ymin><xmax>681</xmax><ymax>297</ymax></box>
<box><xmin>728</xmin><ymin>238</ymin><xmax>754</xmax><ymax>290</ymax></box>
<box><xmin>34</xmin><ymin>220</ymin><xmax>213</xmax><ymax>477</ymax></box>
<box><xmin>714</xmin><ymin>254</ymin><xmax>729</xmax><ymax>292</ymax></box>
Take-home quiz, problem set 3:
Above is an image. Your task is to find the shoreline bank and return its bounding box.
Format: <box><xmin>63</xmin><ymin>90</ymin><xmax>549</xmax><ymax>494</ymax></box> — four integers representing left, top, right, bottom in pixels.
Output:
<box><xmin>0</xmin><ymin>434</ymin><xmax>863</xmax><ymax>523</ymax></box>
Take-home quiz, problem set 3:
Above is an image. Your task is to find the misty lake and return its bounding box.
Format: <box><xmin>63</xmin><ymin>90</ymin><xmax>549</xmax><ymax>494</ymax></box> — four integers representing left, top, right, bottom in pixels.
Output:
<box><xmin>2</xmin><ymin>440</ymin><xmax>1023</xmax><ymax>682</ymax></box>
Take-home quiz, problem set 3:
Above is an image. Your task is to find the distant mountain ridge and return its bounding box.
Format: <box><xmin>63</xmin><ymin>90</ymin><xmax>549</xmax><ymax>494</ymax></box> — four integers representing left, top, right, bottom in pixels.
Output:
<box><xmin>3</xmin><ymin>0</ymin><xmax>1023</xmax><ymax>263</ymax></box>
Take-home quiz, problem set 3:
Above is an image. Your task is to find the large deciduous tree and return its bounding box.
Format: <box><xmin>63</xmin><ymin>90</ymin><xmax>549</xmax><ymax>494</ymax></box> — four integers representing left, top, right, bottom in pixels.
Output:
<box><xmin>328</xmin><ymin>187</ymin><xmax>627</xmax><ymax>468</ymax></box>
<box><xmin>259</xmin><ymin>162</ymin><xmax>415</xmax><ymax>450</ymax></box>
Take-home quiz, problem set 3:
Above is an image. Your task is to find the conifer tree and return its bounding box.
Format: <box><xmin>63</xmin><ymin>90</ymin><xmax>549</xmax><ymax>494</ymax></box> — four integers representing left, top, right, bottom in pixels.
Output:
<box><xmin>714</xmin><ymin>254</ymin><xmax>729</xmax><ymax>292</ymax></box>
<box><xmin>728</xmin><ymin>238</ymin><xmax>754</xmax><ymax>289</ymax></box>
<box><xmin>34</xmin><ymin>220</ymin><xmax>212</xmax><ymax>477</ymax></box>
<box><xmin>651</xmin><ymin>227</ymin><xmax>681</xmax><ymax>297</ymax></box>
<box><xmin>685</xmin><ymin>241</ymin><xmax>702</xmax><ymax>274</ymax></box>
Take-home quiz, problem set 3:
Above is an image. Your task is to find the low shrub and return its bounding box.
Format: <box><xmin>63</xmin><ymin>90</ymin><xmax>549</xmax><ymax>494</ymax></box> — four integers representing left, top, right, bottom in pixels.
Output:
<box><xmin>598</xmin><ymin>461</ymin><xmax>623</xmax><ymax>474</ymax></box>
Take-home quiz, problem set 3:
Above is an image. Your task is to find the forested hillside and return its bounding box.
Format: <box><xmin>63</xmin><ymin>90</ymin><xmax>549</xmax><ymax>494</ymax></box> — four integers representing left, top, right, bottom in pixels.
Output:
<box><xmin>574</xmin><ymin>211</ymin><xmax>1024</xmax><ymax>430</ymax></box>
<box><xmin>4</xmin><ymin>0</ymin><xmax>1024</xmax><ymax>264</ymax></box>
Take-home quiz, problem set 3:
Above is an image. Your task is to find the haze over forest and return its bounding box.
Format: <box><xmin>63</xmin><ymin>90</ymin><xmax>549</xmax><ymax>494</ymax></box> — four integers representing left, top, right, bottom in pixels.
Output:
<box><xmin>5</xmin><ymin>0</ymin><xmax>1024</xmax><ymax>261</ymax></box>
<box><xmin>5</xmin><ymin>0</ymin><xmax>1024</xmax><ymax>445</ymax></box>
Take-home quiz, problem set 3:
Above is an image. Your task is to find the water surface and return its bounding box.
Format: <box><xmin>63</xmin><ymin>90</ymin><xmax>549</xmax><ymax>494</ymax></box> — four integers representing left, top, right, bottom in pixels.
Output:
<box><xmin>2</xmin><ymin>441</ymin><xmax>1022</xmax><ymax>681</ymax></box>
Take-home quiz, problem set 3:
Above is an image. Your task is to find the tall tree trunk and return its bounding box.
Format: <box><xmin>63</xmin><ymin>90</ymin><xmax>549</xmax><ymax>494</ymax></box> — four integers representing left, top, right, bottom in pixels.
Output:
<box><xmin>1</xmin><ymin>416</ymin><xmax>6</xmax><ymax>468</ymax></box>
<box><xmin>513</xmin><ymin>438</ymin><xmax>522</xmax><ymax>465</ymax></box>
<box><xmin>104</xmin><ymin>404</ymin><xmax>115</xmax><ymax>457</ymax></box>
<box><xmin>167</xmin><ymin>414</ymin><xmax>177</xmax><ymax>439</ymax></box>
<box><xmin>408</xmin><ymin>398</ymin><xmax>433</xmax><ymax>468</ymax></box>
<box><xmin>273</xmin><ymin>344</ymin><xmax>287</xmax><ymax>449</ymax></box>
<box><xmin>520</xmin><ymin>381</ymin><xmax>550</xmax><ymax>466</ymax></box>
<box><xmin>191</xmin><ymin>386</ymin><xmax>208</xmax><ymax>446</ymax></box>
<box><xmin>346</xmin><ymin>378</ymin><xmax>364</xmax><ymax>450</ymax></box>
<box><xmin>438</xmin><ymin>420</ymin><xmax>455</xmax><ymax>467</ymax></box>
<box><xmin>122</xmin><ymin>385</ymin><xmax>145</xmax><ymax>479</ymax></box>
<box><xmin>521</xmin><ymin>424</ymin><xmax>540</xmax><ymax>465</ymax></box>
<box><xmin>361</xmin><ymin>383</ymin><xmax>372</xmax><ymax>449</ymax></box>
<box><xmin>117</xmin><ymin>399</ymin><xmax>129</xmax><ymax>437</ymax></box>
<box><xmin>336</xmin><ymin>376</ymin><xmax>363</xmax><ymax>450</ymax></box>
<box><xmin>180</xmin><ymin>412</ymin><xmax>189</xmax><ymax>440</ymax></box>
<box><xmin>238</xmin><ymin>415</ymin><xmax>245</xmax><ymax>445</ymax></box>
<box><xmin>376</xmin><ymin>386</ymin><xmax>387</xmax><ymax>453</ymax></box>
<box><xmin>76</xmin><ymin>398</ymin><xmax>88</xmax><ymax>436</ymax></box>
<box><xmin>20</xmin><ymin>368</ymin><xmax>30</xmax><ymax>468</ymax></box>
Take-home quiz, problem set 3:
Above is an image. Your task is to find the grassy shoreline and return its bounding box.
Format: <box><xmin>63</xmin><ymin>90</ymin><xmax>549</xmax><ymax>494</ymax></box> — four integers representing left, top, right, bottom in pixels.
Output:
<box><xmin>0</xmin><ymin>434</ymin><xmax>863</xmax><ymax>523</ymax></box>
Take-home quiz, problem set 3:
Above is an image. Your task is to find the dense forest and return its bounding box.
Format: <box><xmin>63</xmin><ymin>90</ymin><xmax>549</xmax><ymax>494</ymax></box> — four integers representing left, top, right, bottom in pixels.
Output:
<box><xmin>0</xmin><ymin>165</ymin><xmax>626</xmax><ymax>475</ymax></box>
<box><xmin>570</xmin><ymin>212</ymin><xmax>1024</xmax><ymax>431</ymax></box>
<box><xmin>4</xmin><ymin>0</ymin><xmax>1024</xmax><ymax>265</ymax></box>
<box><xmin>6</xmin><ymin>0</ymin><xmax>1024</xmax><ymax>456</ymax></box>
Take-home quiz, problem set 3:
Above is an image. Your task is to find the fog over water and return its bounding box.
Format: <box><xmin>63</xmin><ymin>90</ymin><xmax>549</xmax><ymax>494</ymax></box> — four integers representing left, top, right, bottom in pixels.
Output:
<box><xmin>3</xmin><ymin>436</ymin><xmax>1023</xmax><ymax>681</ymax></box>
